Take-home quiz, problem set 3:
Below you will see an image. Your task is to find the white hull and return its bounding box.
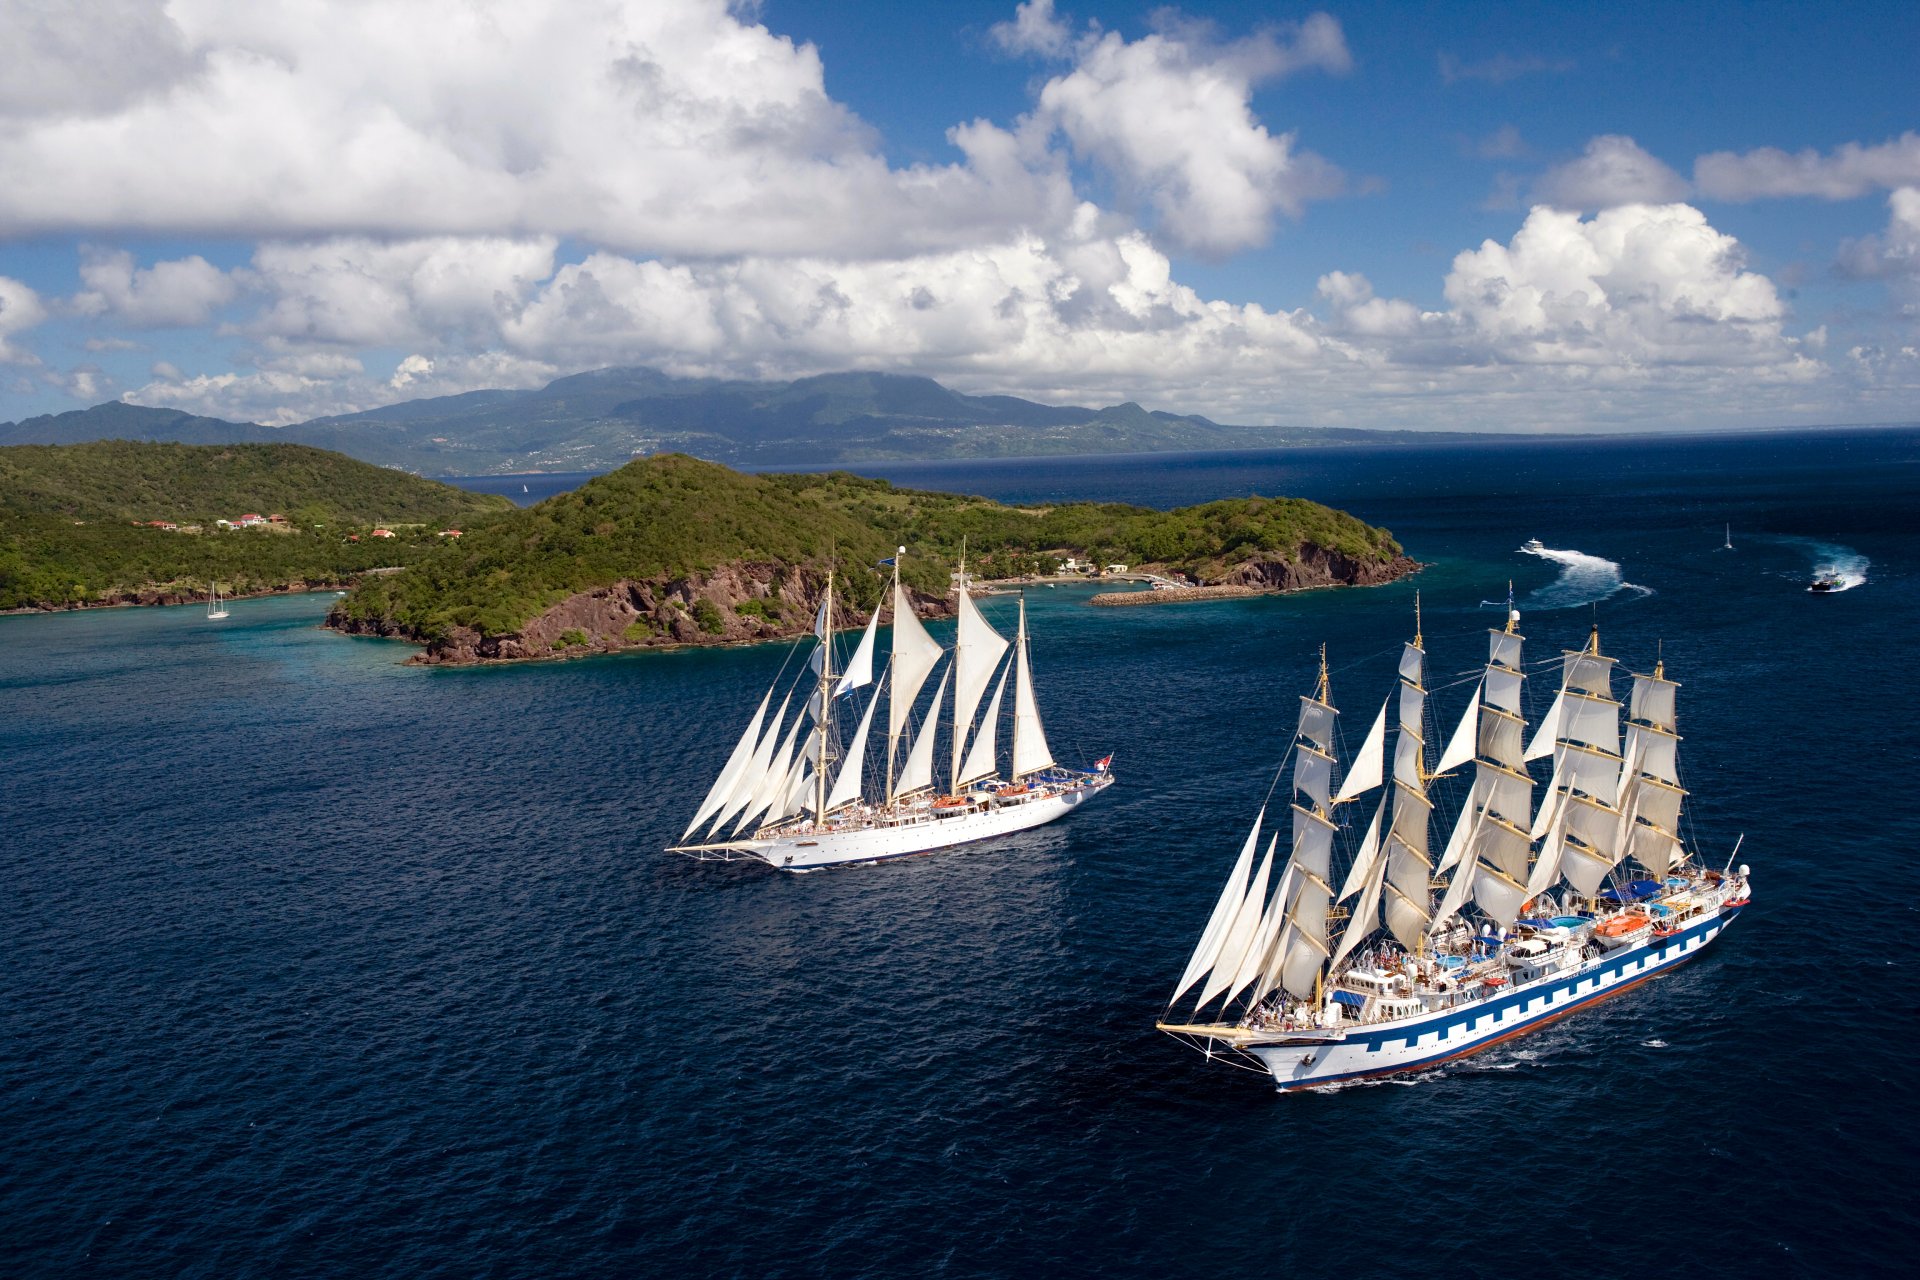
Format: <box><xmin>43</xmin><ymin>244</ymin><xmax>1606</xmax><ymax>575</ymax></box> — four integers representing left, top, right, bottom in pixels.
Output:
<box><xmin>1216</xmin><ymin>901</ymin><xmax>1744</xmax><ymax>1091</ymax></box>
<box><xmin>695</xmin><ymin>773</ymin><xmax>1111</xmax><ymax>870</ymax></box>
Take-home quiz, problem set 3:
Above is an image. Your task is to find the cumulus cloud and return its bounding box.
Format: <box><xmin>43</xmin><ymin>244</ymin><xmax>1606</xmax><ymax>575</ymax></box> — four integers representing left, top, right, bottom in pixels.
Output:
<box><xmin>71</xmin><ymin>248</ymin><xmax>238</xmax><ymax>327</ymax></box>
<box><xmin>0</xmin><ymin>0</ymin><xmax>199</xmax><ymax>118</ymax></box>
<box><xmin>1030</xmin><ymin>12</ymin><xmax>1351</xmax><ymax>253</ymax></box>
<box><xmin>1443</xmin><ymin>203</ymin><xmax>1798</xmax><ymax>368</ymax></box>
<box><xmin>246</xmin><ymin>236</ymin><xmax>559</xmax><ymax>347</ymax></box>
<box><xmin>1695</xmin><ymin>133</ymin><xmax>1920</xmax><ymax>201</ymax></box>
<box><xmin>0</xmin><ymin>0</ymin><xmax>1068</xmax><ymax>259</ymax></box>
<box><xmin>1835</xmin><ymin>188</ymin><xmax>1920</xmax><ymax>322</ymax></box>
<box><xmin>1533</xmin><ymin>136</ymin><xmax>1691</xmax><ymax>210</ymax></box>
<box><xmin>0</xmin><ymin>276</ymin><xmax>47</xmax><ymax>364</ymax></box>
<box><xmin>992</xmin><ymin>0</ymin><xmax>1073</xmax><ymax>57</ymax></box>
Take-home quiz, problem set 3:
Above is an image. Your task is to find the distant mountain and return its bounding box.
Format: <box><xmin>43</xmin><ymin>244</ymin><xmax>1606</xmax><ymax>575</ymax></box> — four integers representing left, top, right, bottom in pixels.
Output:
<box><xmin>0</xmin><ymin>368</ymin><xmax>1473</xmax><ymax>475</ymax></box>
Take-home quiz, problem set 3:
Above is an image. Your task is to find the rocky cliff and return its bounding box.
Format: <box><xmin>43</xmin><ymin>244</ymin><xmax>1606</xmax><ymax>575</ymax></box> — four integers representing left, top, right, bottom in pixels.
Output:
<box><xmin>328</xmin><ymin>561</ymin><xmax>955</xmax><ymax>665</ymax></box>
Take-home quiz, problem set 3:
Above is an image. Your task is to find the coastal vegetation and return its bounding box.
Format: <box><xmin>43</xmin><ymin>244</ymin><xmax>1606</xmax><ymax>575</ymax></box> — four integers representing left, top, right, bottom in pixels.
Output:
<box><xmin>329</xmin><ymin>453</ymin><xmax>1411</xmax><ymax>663</ymax></box>
<box><xmin>0</xmin><ymin>441</ymin><xmax>513</xmax><ymax>610</ymax></box>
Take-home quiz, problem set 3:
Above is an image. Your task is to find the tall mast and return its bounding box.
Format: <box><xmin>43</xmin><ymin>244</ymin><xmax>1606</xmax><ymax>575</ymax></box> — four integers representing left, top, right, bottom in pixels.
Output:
<box><xmin>950</xmin><ymin>539</ymin><xmax>966</xmax><ymax>794</ymax></box>
<box><xmin>815</xmin><ymin>568</ymin><xmax>834</xmax><ymax>822</ymax></box>
<box><xmin>886</xmin><ymin>554</ymin><xmax>901</xmax><ymax>807</ymax></box>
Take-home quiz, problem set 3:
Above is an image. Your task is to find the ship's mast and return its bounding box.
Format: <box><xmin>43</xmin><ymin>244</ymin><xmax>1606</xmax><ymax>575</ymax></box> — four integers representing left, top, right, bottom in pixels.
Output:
<box><xmin>949</xmin><ymin>539</ymin><xmax>967</xmax><ymax>794</ymax></box>
<box><xmin>815</xmin><ymin>568</ymin><xmax>835</xmax><ymax>823</ymax></box>
<box><xmin>886</xmin><ymin>552</ymin><xmax>901</xmax><ymax>807</ymax></box>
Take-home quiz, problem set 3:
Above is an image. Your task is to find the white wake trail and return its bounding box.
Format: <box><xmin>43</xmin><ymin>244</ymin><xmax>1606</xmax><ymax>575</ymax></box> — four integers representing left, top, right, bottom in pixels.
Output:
<box><xmin>1516</xmin><ymin>542</ymin><xmax>1654</xmax><ymax>610</ymax></box>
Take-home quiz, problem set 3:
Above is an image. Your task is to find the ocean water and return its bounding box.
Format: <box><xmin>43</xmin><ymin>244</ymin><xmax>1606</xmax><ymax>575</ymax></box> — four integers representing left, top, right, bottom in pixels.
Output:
<box><xmin>6</xmin><ymin>429</ymin><xmax>1917</xmax><ymax>1277</ymax></box>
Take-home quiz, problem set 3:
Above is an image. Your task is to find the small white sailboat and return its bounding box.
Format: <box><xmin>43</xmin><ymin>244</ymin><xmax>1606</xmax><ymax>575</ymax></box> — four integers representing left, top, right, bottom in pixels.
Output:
<box><xmin>1718</xmin><ymin>524</ymin><xmax>1734</xmax><ymax>552</ymax></box>
<box><xmin>207</xmin><ymin>582</ymin><xmax>229</xmax><ymax>620</ymax></box>
<box><xmin>671</xmin><ymin>549</ymin><xmax>1113</xmax><ymax>870</ymax></box>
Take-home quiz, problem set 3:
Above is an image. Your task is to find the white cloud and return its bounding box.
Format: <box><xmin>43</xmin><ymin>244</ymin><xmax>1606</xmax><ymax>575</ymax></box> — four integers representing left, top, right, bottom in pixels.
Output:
<box><xmin>0</xmin><ymin>0</ymin><xmax>1070</xmax><ymax>259</ymax></box>
<box><xmin>1443</xmin><ymin>203</ymin><xmax>1800</xmax><ymax>368</ymax></box>
<box><xmin>992</xmin><ymin>0</ymin><xmax>1073</xmax><ymax>58</ymax></box>
<box><xmin>0</xmin><ymin>0</ymin><xmax>198</xmax><ymax>118</ymax></box>
<box><xmin>1030</xmin><ymin>13</ymin><xmax>1351</xmax><ymax>254</ymax></box>
<box><xmin>1533</xmin><ymin>136</ymin><xmax>1691</xmax><ymax>210</ymax></box>
<box><xmin>246</xmin><ymin>236</ymin><xmax>559</xmax><ymax>347</ymax></box>
<box><xmin>71</xmin><ymin>248</ymin><xmax>238</xmax><ymax>327</ymax></box>
<box><xmin>1835</xmin><ymin>188</ymin><xmax>1920</xmax><ymax>324</ymax></box>
<box><xmin>0</xmin><ymin>275</ymin><xmax>47</xmax><ymax>364</ymax></box>
<box><xmin>1695</xmin><ymin>133</ymin><xmax>1920</xmax><ymax>201</ymax></box>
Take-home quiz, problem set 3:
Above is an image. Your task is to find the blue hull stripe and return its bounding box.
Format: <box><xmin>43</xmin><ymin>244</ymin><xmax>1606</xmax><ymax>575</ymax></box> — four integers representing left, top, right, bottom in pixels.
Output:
<box><xmin>1268</xmin><ymin>906</ymin><xmax>1743</xmax><ymax>1090</ymax></box>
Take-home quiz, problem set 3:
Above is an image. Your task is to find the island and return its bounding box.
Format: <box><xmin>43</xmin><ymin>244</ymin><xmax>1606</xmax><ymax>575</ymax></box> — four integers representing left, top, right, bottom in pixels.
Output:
<box><xmin>0</xmin><ymin>440</ymin><xmax>515</xmax><ymax>610</ymax></box>
<box><xmin>326</xmin><ymin>453</ymin><xmax>1416</xmax><ymax>664</ymax></box>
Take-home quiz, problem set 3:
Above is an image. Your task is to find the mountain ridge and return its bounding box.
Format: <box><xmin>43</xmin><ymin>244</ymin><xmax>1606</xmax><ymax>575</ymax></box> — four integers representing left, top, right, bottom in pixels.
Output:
<box><xmin>0</xmin><ymin>368</ymin><xmax>1478</xmax><ymax>474</ymax></box>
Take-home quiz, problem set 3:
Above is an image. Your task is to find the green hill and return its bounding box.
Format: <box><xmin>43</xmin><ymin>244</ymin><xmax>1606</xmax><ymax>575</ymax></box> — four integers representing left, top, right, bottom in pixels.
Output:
<box><xmin>330</xmin><ymin>453</ymin><xmax>1412</xmax><ymax>663</ymax></box>
<box><xmin>0</xmin><ymin>441</ymin><xmax>514</xmax><ymax>610</ymax></box>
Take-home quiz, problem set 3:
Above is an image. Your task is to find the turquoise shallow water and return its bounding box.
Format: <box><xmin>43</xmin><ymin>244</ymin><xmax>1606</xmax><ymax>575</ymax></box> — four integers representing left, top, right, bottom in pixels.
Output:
<box><xmin>5</xmin><ymin>429</ymin><xmax>1917</xmax><ymax>1276</ymax></box>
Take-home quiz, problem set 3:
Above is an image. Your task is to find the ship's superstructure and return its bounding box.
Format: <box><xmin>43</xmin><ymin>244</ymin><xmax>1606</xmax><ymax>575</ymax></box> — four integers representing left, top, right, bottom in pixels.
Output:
<box><xmin>671</xmin><ymin>553</ymin><xmax>1112</xmax><ymax>870</ymax></box>
<box><xmin>1159</xmin><ymin>601</ymin><xmax>1749</xmax><ymax>1090</ymax></box>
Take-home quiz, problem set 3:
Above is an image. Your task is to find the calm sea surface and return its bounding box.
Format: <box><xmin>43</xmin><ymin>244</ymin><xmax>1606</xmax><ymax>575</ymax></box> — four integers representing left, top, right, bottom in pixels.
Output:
<box><xmin>7</xmin><ymin>431</ymin><xmax>1917</xmax><ymax>1276</ymax></box>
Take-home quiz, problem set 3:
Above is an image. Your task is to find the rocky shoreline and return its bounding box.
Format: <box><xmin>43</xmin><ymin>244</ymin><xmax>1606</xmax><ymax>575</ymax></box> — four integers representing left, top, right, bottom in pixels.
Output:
<box><xmin>1091</xmin><ymin>550</ymin><xmax>1421</xmax><ymax>607</ymax></box>
<box><xmin>325</xmin><ymin>548</ymin><xmax>1419</xmax><ymax>666</ymax></box>
<box><xmin>3</xmin><ymin>579</ymin><xmax>359</xmax><ymax>615</ymax></box>
<box><xmin>328</xmin><ymin>561</ymin><xmax>956</xmax><ymax>666</ymax></box>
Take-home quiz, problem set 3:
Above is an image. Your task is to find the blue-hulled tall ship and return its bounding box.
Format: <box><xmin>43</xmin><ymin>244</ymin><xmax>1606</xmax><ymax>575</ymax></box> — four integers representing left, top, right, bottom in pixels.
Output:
<box><xmin>1158</xmin><ymin>602</ymin><xmax>1750</xmax><ymax>1091</ymax></box>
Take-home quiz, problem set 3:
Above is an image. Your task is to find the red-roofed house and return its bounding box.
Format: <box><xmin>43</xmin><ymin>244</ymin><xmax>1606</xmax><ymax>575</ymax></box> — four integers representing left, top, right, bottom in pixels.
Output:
<box><xmin>371</xmin><ymin>528</ymin><xmax>396</xmax><ymax>538</ymax></box>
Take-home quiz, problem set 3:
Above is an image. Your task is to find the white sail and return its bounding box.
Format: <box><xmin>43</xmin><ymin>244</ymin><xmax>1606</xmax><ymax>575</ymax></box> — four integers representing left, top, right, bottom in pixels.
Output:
<box><xmin>1435</xmin><ymin>795</ymin><xmax>1477</xmax><ymax>874</ymax></box>
<box><xmin>1336</xmin><ymin>793</ymin><xmax>1387</xmax><ymax>900</ymax></box>
<box><xmin>1473</xmin><ymin>815</ymin><xmax>1532</xmax><ymax>885</ymax></box>
<box><xmin>1170</xmin><ymin>809</ymin><xmax>1264</xmax><ymax>1004</ymax></box>
<box><xmin>1334</xmin><ymin>698</ymin><xmax>1387</xmax><ymax>801</ymax></box>
<box><xmin>1476</xmin><ymin>761</ymin><xmax>1532</xmax><ymax>828</ymax></box>
<box><xmin>1472</xmin><ymin>860</ymin><xmax>1530</xmax><ymax>927</ymax></box>
<box><xmin>1628</xmin><ymin>822</ymin><xmax>1682</xmax><ymax>878</ymax></box>
<box><xmin>1479</xmin><ymin>707</ymin><xmax>1525</xmax><ymax>769</ymax></box>
<box><xmin>778</xmin><ymin>761</ymin><xmax>815</xmax><ymax>823</ymax></box>
<box><xmin>1624</xmin><ymin>724</ymin><xmax>1680</xmax><ymax>787</ymax></box>
<box><xmin>711</xmin><ymin>691</ymin><xmax>792</xmax><ymax>835</ymax></box>
<box><xmin>1382</xmin><ymin>844</ymin><xmax>1432</xmax><ymax>949</ymax></box>
<box><xmin>733</xmin><ymin>694</ymin><xmax>805</xmax><ymax>834</ymax></box>
<box><xmin>1560</xmin><ymin>741</ymin><xmax>1623</xmax><ymax>800</ymax></box>
<box><xmin>1489</xmin><ymin>631</ymin><xmax>1524</xmax><ymax>671</ymax></box>
<box><xmin>1524</xmin><ymin>688</ymin><xmax>1564</xmax><ymax>760</ymax></box>
<box><xmin>1392</xmin><ymin>728</ymin><xmax>1425</xmax><ymax>790</ymax></box>
<box><xmin>1294</xmin><ymin>745</ymin><xmax>1335</xmax><ymax>810</ymax></box>
<box><xmin>1563</xmin><ymin>651</ymin><xmax>1616</xmax><ymax>697</ymax></box>
<box><xmin>834</xmin><ymin>607</ymin><xmax>881</xmax><ymax>698</ymax></box>
<box><xmin>1395</xmin><ymin>640</ymin><xmax>1423</xmax><ymax>683</ymax></box>
<box><xmin>1431</xmin><ymin>844</ymin><xmax>1478</xmax><ymax>930</ymax></box>
<box><xmin>683</xmin><ymin>686</ymin><xmax>773</xmax><ymax>839</ymax></box>
<box><xmin>823</xmin><ymin>688</ymin><xmax>882</xmax><ymax>813</ymax></box>
<box><xmin>1275</xmin><ymin>805</ymin><xmax>1337</xmax><ymax>1000</ymax></box>
<box><xmin>1297</xmin><ymin>697</ymin><xmax>1339</xmax><ymax>752</ymax></box>
<box><xmin>895</xmin><ymin>668</ymin><xmax>948</xmax><ymax>796</ymax></box>
<box><xmin>951</xmin><ymin>589</ymin><xmax>1010</xmax><ymax>790</ymax></box>
<box><xmin>1433</xmin><ymin>684</ymin><xmax>1479</xmax><ymax>775</ymax></box>
<box><xmin>1634</xmin><ymin>777</ymin><xmax>1686</xmax><ymax>830</ymax></box>
<box><xmin>1225</xmin><ymin>840</ymin><xmax>1293</xmax><ymax>1003</ymax></box>
<box><xmin>1010</xmin><ymin>600</ymin><xmax>1055</xmax><ymax>779</ymax></box>
<box><xmin>1388</xmin><ymin>783</ymin><xmax>1432</xmax><ymax>855</ymax></box>
<box><xmin>1199</xmin><ymin>835</ymin><xmax>1278</xmax><ymax>1008</ymax></box>
<box><xmin>888</xmin><ymin>579</ymin><xmax>944</xmax><ymax>744</ymax></box>
<box><xmin>1559</xmin><ymin>692</ymin><xmax>1621</xmax><ymax>756</ymax></box>
<box><xmin>1329</xmin><ymin>852</ymin><xmax>1387</xmax><ymax>970</ymax></box>
<box><xmin>958</xmin><ymin>661</ymin><xmax>1010</xmax><ymax>787</ymax></box>
<box><xmin>1484</xmin><ymin>666</ymin><xmax>1524</xmax><ymax>714</ymax></box>
<box><xmin>1630</xmin><ymin>672</ymin><xmax>1679</xmax><ymax>730</ymax></box>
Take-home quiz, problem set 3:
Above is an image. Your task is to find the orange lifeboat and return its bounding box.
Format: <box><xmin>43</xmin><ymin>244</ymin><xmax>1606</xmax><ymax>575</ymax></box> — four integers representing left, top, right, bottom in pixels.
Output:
<box><xmin>1593</xmin><ymin>911</ymin><xmax>1651</xmax><ymax>940</ymax></box>
<box><xmin>932</xmin><ymin>795</ymin><xmax>971</xmax><ymax>810</ymax></box>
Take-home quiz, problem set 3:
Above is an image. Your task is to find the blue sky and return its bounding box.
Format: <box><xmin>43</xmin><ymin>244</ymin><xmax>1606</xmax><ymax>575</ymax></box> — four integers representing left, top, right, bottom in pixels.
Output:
<box><xmin>2</xmin><ymin>0</ymin><xmax>1916</xmax><ymax>432</ymax></box>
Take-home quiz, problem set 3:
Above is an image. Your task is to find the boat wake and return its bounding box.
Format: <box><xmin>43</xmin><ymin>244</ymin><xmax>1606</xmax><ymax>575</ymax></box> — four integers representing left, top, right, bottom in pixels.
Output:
<box><xmin>1791</xmin><ymin>538</ymin><xmax>1870</xmax><ymax>592</ymax></box>
<box><xmin>1509</xmin><ymin>543</ymin><xmax>1654</xmax><ymax>610</ymax></box>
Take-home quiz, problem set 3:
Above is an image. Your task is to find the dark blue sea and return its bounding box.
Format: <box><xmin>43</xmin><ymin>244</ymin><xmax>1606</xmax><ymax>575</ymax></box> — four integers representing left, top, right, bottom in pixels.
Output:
<box><xmin>6</xmin><ymin>430</ymin><xmax>1917</xmax><ymax>1277</ymax></box>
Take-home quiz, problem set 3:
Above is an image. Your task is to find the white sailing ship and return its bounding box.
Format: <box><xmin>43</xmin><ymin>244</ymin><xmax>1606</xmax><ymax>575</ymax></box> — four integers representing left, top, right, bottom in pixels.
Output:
<box><xmin>207</xmin><ymin>582</ymin><xmax>229</xmax><ymax>620</ymax></box>
<box><xmin>670</xmin><ymin>552</ymin><xmax>1113</xmax><ymax>871</ymax></box>
<box><xmin>1158</xmin><ymin>600</ymin><xmax>1750</xmax><ymax>1091</ymax></box>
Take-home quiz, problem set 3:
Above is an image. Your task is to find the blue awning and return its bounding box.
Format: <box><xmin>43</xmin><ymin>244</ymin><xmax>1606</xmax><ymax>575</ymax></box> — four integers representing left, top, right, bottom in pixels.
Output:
<box><xmin>1600</xmin><ymin>879</ymin><xmax>1661</xmax><ymax>903</ymax></box>
<box><xmin>1330</xmin><ymin>990</ymin><xmax>1366</xmax><ymax>1008</ymax></box>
